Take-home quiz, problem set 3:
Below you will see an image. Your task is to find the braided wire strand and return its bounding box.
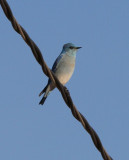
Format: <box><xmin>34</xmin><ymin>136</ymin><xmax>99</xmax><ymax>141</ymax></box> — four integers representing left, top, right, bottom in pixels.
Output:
<box><xmin>0</xmin><ymin>0</ymin><xmax>113</xmax><ymax>160</ymax></box>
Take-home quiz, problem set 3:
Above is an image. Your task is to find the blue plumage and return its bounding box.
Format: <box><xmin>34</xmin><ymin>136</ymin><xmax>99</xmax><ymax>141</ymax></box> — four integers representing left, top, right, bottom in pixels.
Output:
<box><xmin>52</xmin><ymin>54</ymin><xmax>64</xmax><ymax>72</ymax></box>
<box><xmin>39</xmin><ymin>43</ymin><xmax>81</xmax><ymax>105</ymax></box>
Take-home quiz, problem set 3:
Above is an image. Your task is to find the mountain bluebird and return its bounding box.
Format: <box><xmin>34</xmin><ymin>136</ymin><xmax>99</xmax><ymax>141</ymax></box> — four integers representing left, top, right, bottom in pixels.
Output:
<box><xmin>39</xmin><ymin>43</ymin><xmax>81</xmax><ymax>105</ymax></box>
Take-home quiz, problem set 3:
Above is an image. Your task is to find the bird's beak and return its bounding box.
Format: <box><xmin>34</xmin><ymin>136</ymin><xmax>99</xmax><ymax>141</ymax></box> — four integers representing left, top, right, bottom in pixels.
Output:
<box><xmin>75</xmin><ymin>47</ymin><xmax>82</xmax><ymax>49</ymax></box>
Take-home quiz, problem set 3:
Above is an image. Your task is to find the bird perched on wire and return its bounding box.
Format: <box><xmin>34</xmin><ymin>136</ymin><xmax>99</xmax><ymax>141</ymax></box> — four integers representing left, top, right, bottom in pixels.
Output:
<box><xmin>39</xmin><ymin>43</ymin><xmax>81</xmax><ymax>105</ymax></box>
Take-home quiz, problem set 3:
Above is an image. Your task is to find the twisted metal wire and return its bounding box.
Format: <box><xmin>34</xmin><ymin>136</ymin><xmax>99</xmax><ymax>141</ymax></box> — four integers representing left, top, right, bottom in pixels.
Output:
<box><xmin>0</xmin><ymin>0</ymin><xmax>113</xmax><ymax>160</ymax></box>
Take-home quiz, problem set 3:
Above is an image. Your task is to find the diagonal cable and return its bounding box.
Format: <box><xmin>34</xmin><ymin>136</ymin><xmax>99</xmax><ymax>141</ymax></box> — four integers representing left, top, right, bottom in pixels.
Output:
<box><xmin>0</xmin><ymin>0</ymin><xmax>113</xmax><ymax>160</ymax></box>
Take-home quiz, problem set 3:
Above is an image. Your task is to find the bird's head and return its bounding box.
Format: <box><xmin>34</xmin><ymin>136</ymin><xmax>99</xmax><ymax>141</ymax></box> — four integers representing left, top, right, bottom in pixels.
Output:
<box><xmin>61</xmin><ymin>43</ymin><xmax>81</xmax><ymax>57</ymax></box>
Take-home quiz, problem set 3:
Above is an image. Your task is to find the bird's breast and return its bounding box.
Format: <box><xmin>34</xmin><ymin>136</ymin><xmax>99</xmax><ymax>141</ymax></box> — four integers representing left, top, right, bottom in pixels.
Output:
<box><xmin>55</xmin><ymin>55</ymin><xmax>75</xmax><ymax>85</ymax></box>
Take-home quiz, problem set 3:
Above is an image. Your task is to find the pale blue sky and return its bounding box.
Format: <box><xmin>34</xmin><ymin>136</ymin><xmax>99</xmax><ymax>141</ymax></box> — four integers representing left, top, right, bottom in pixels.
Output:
<box><xmin>0</xmin><ymin>0</ymin><xmax>129</xmax><ymax>160</ymax></box>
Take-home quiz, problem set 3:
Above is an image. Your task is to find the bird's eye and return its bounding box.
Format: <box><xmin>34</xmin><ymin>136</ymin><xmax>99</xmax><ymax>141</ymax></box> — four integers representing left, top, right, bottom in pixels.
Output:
<box><xmin>69</xmin><ymin>46</ymin><xmax>74</xmax><ymax>49</ymax></box>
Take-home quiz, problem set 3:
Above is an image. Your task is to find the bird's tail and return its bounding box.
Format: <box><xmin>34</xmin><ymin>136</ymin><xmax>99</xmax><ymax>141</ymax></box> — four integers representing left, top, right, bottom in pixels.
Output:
<box><xmin>39</xmin><ymin>85</ymin><xmax>48</xmax><ymax>96</ymax></box>
<box><xmin>39</xmin><ymin>96</ymin><xmax>47</xmax><ymax>105</ymax></box>
<box><xmin>39</xmin><ymin>85</ymin><xmax>50</xmax><ymax>105</ymax></box>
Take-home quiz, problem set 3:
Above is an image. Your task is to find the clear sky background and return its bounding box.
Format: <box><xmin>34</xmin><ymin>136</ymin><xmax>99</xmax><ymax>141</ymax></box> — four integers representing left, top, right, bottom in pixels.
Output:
<box><xmin>0</xmin><ymin>0</ymin><xmax>129</xmax><ymax>160</ymax></box>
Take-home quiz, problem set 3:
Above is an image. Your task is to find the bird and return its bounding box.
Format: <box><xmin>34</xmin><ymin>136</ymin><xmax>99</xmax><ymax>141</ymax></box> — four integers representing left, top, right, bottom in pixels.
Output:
<box><xmin>39</xmin><ymin>43</ymin><xmax>81</xmax><ymax>105</ymax></box>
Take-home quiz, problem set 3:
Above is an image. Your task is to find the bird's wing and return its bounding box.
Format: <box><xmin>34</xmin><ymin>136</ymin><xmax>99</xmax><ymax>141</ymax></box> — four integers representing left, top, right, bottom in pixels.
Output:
<box><xmin>51</xmin><ymin>53</ymin><xmax>64</xmax><ymax>72</ymax></box>
<box><xmin>39</xmin><ymin>54</ymin><xmax>64</xmax><ymax>97</ymax></box>
<box><xmin>46</xmin><ymin>53</ymin><xmax>64</xmax><ymax>85</ymax></box>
